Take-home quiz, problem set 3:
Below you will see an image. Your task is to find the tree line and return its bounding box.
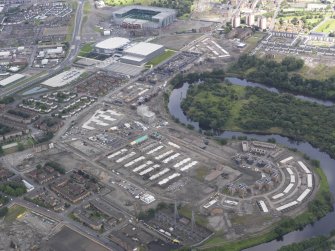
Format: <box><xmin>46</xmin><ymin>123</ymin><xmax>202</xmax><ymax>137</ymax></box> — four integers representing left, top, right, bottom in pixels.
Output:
<box><xmin>0</xmin><ymin>123</ymin><xmax>11</xmax><ymax>135</ymax></box>
<box><xmin>229</xmin><ymin>55</ymin><xmax>335</xmax><ymax>101</ymax></box>
<box><xmin>170</xmin><ymin>69</ymin><xmax>225</xmax><ymax>88</ymax></box>
<box><xmin>0</xmin><ymin>181</ymin><xmax>27</xmax><ymax>197</ymax></box>
<box><xmin>0</xmin><ymin>96</ymin><xmax>14</xmax><ymax>104</ymax></box>
<box><xmin>278</xmin><ymin>235</ymin><xmax>334</xmax><ymax>251</ymax></box>
<box><xmin>237</xmin><ymin>87</ymin><xmax>335</xmax><ymax>159</ymax></box>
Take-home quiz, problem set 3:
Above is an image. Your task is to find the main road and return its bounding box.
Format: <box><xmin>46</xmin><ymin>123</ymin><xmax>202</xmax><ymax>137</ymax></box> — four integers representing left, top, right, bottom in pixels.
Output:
<box><xmin>0</xmin><ymin>0</ymin><xmax>85</xmax><ymax>99</ymax></box>
<box><xmin>269</xmin><ymin>0</ymin><xmax>283</xmax><ymax>30</ymax></box>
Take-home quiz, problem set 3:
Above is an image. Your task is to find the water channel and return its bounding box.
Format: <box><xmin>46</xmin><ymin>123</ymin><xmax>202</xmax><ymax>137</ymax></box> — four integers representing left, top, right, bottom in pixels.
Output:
<box><xmin>226</xmin><ymin>77</ymin><xmax>335</xmax><ymax>107</ymax></box>
<box><xmin>167</xmin><ymin>80</ymin><xmax>335</xmax><ymax>250</ymax></box>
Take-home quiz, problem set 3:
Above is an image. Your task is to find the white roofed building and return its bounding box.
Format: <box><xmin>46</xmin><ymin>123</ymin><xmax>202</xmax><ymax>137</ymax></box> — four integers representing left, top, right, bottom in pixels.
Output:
<box><xmin>120</xmin><ymin>42</ymin><xmax>164</xmax><ymax>65</ymax></box>
<box><xmin>46</xmin><ymin>47</ymin><xmax>63</xmax><ymax>55</ymax></box>
<box><xmin>0</xmin><ymin>51</ymin><xmax>10</xmax><ymax>58</ymax></box>
<box><xmin>0</xmin><ymin>74</ymin><xmax>25</xmax><ymax>87</ymax></box>
<box><xmin>94</xmin><ymin>37</ymin><xmax>130</xmax><ymax>55</ymax></box>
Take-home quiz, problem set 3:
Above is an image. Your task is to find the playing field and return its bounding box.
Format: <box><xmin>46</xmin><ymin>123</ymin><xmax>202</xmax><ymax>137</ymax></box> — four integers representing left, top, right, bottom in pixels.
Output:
<box><xmin>146</xmin><ymin>49</ymin><xmax>176</xmax><ymax>66</ymax></box>
<box><xmin>315</xmin><ymin>18</ymin><xmax>335</xmax><ymax>33</ymax></box>
<box><xmin>104</xmin><ymin>0</ymin><xmax>152</xmax><ymax>6</ymax></box>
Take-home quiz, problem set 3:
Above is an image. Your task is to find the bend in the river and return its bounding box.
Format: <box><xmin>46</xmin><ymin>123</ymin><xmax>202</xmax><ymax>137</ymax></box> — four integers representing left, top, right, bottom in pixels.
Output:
<box><xmin>168</xmin><ymin>80</ymin><xmax>335</xmax><ymax>250</ymax></box>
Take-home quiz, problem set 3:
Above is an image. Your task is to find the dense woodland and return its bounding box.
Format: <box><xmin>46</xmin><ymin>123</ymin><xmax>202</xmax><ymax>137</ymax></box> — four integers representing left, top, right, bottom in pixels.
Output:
<box><xmin>0</xmin><ymin>194</ymin><xmax>9</xmax><ymax>206</ymax></box>
<box><xmin>0</xmin><ymin>123</ymin><xmax>11</xmax><ymax>136</ymax></box>
<box><xmin>181</xmin><ymin>82</ymin><xmax>234</xmax><ymax>130</ymax></box>
<box><xmin>0</xmin><ymin>96</ymin><xmax>14</xmax><ymax>104</ymax></box>
<box><xmin>229</xmin><ymin>55</ymin><xmax>335</xmax><ymax>101</ymax></box>
<box><xmin>0</xmin><ymin>207</ymin><xmax>8</xmax><ymax>217</ymax></box>
<box><xmin>170</xmin><ymin>69</ymin><xmax>225</xmax><ymax>88</ymax></box>
<box><xmin>0</xmin><ymin>181</ymin><xmax>27</xmax><ymax>197</ymax></box>
<box><xmin>7</xmin><ymin>109</ymin><xmax>30</xmax><ymax>119</ymax></box>
<box><xmin>176</xmin><ymin>70</ymin><xmax>335</xmax><ymax>159</ymax></box>
<box><xmin>45</xmin><ymin>161</ymin><xmax>66</xmax><ymax>174</ymax></box>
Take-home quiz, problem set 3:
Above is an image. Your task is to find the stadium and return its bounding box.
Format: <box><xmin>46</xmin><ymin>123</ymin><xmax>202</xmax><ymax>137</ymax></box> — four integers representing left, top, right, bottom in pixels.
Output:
<box><xmin>112</xmin><ymin>6</ymin><xmax>176</xmax><ymax>29</ymax></box>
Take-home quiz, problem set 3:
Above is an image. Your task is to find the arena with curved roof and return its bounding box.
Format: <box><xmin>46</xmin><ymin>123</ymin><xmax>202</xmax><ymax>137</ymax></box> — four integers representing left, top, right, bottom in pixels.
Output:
<box><xmin>94</xmin><ymin>37</ymin><xmax>130</xmax><ymax>55</ymax></box>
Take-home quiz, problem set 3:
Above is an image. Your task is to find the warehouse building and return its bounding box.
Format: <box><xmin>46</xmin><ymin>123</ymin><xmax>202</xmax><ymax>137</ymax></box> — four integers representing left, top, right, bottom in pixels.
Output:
<box><xmin>112</xmin><ymin>5</ymin><xmax>176</xmax><ymax>29</ymax></box>
<box><xmin>120</xmin><ymin>42</ymin><xmax>165</xmax><ymax>65</ymax></box>
<box><xmin>94</xmin><ymin>37</ymin><xmax>130</xmax><ymax>55</ymax></box>
<box><xmin>0</xmin><ymin>73</ymin><xmax>25</xmax><ymax>87</ymax></box>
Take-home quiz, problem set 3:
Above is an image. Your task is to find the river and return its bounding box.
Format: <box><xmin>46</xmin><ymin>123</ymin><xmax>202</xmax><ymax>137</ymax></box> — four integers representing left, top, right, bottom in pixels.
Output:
<box><xmin>167</xmin><ymin>80</ymin><xmax>335</xmax><ymax>250</ymax></box>
<box><xmin>226</xmin><ymin>77</ymin><xmax>335</xmax><ymax>107</ymax></box>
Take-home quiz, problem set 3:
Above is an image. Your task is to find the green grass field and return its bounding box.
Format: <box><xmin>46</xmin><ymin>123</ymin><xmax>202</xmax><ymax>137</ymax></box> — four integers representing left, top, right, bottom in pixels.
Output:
<box><xmin>223</xmin><ymin>87</ymin><xmax>249</xmax><ymax>129</ymax></box>
<box><xmin>83</xmin><ymin>1</ymin><xmax>91</xmax><ymax>15</ymax></box>
<box><xmin>296</xmin><ymin>63</ymin><xmax>335</xmax><ymax>80</ymax></box>
<box><xmin>79</xmin><ymin>43</ymin><xmax>94</xmax><ymax>57</ymax></box>
<box><xmin>4</xmin><ymin>205</ymin><xmax>26</xmax><ymax>223</ymax></box>
<box><xmin>66</xmin><ymin>1</ymin><xmax>78</xmax><ymax>42</ymax></box>
<box><xmin>1</xmin><ymin>137</ymin><xmax>36</xmax><ymax>155</ymax></box>
<box><xmin>104</xmin><ymin>0</ymin><xmax>152</xmax><ymax>6</ymax></box>
<box><xmin>146</xmin><ymin>50</ymin><xmax>176</xmax><ymax>67</ymax></box>
<box><xmin>244</xmin><ymin>32</ymin><xmax>266</xmax><ymax>52</ymax></box>
<box><xmin>195</xmin><ymin>166</ymin><xmax>209</xmax><ymax>181</ymax></box>
<box><xmin>315</xmin><ymin>18</ymin><xmax>335</xmax><ymax>33</ymax></box>
<box><xmin>307</xmin><ymin>40</ymin><xmax>334</xmax><ymax>47</ymax></box>
<box><xmin>250</xmin><ymin>54</ymin><xmax>335</xmax><ymax>80</ymax></box>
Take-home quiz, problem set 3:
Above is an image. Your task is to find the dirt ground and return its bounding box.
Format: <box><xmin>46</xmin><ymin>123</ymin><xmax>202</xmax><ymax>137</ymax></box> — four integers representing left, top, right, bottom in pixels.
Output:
<box><xmin>41</xmin><ymin>226</ymin><xmax>109</xmax><ymax>251</ymax></box>
<box><xmin>151</xmin><ymin>34</ymin><xmax>203</xmax><ymax>50</ymax></box>
<box><xmin>0</xmin><ymin>210</ymin><xmax>56</xmax><ymax>250</ymax></box>
<box><xmin>162</xmin><ymin>19</ymin><xmax>214</xmax><ymax>34</ymax></box>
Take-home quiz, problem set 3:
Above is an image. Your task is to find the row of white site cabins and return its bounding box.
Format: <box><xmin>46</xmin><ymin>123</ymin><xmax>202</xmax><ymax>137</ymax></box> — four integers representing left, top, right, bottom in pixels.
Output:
<box><xmin>106</xmin><ymin>138</ymin><xmax>198</xmax><ymax>187</ymax></box>
<box><xmin>203</xmin><ymin>156</ymin><xmax>313</xmax><ymax>214</ymax></box>
<box><xmin>258</xmin><ymin>156</ymin><xmax>313</xmax><ymax>213</ymax></box>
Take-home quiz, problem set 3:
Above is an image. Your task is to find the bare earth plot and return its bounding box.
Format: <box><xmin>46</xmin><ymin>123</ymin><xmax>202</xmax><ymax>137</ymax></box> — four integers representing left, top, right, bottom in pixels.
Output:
<box><xmin>41</xmin><ymin>226</ymin><xmax>109</xmax><ymax>251</ymax></box>
<box><xmin>152</xmin><ymin>34</ymin><xmax>203</xmax><ymax>50</ymax></box>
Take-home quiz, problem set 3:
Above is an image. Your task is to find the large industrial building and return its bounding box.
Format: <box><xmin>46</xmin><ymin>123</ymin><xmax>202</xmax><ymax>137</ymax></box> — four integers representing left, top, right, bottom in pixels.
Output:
<box><xmin>120</xmin><ymin>42</ymin><xmax>165</xmax><ymax>65</ymax></box>
<box><xmin>112</xmin><ymin>6</ymin><xmax>176</xmax><ymax>29</ymax></box>
<box><xmin>94</xmin><ymin>37</ymin><xmax>130</xmax><ymax>55</ymax></box>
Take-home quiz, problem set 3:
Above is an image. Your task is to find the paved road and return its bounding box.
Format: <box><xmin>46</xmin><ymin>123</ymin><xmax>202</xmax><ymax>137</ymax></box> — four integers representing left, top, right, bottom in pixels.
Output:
<box><xmin>0</xmin><ymin>0</ymin><xmax>85</xmax><ymax>99</ymax></box>
<box><xmin>269</xmin><ymin>0</ymin><xmax>283</xmax><ymax>30</ymax></box>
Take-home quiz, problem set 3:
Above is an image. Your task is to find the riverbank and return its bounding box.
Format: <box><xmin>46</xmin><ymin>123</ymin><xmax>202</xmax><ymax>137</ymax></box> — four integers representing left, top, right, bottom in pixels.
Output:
<box><xmin>165</xmin><ymin>88</ymin><xmax>334</xmax><ymax>250</ymax></box>
<box><xmin>225</xmin><ymin>77</ymin><xmax>334</xmax><ymax>107</ymax></box>
<box><xmin>179</xmin><ymin>81</ymin><xmax>335</xmax><ymax>160</ymax></box>
<box><xmin>165</xmin><ymin>71</ymin><xmax>335</xmax><ymax>250</ymax></box>
<box><xmin>277</xmin><ymin>233</ymin><xmax>335</xmax><ymax>251</ymax></box>
<box><xmin>227</xmin><ymin>55</ymin><xmax>335</xmax><ymax>102</ymax></box>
